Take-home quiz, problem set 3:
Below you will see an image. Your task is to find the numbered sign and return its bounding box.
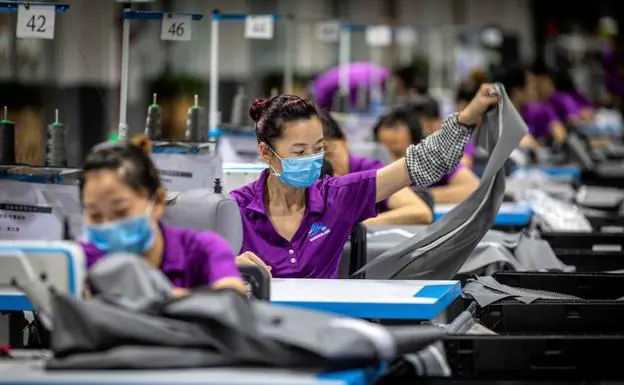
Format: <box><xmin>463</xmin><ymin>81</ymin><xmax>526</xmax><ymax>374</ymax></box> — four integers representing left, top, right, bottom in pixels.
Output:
<box><xmin>396</xmin><ymin>27</ymin><xmax>417</xmax><ymax>47</ymax></box>
<box><xmin>244</xmin><ymin>15</ymin><xmax>274</xmax><ymax>40</ymax></box>
<box><xmin>160</xmin><ymin>14</ymin><xmax>192</xmax><ymax>41</ymax></box>
<box><xmin>365</xmin><ymin>25</ymin><xmax>392</xmax><ymax>47</ymax></box>
<box><xmin>16</xmin><ymin>5</ymin><xmax>56</xmax><ymax>40</ymax></box>
<box><xmin>315</xmin><ymin>22</ymin><xmax>340</xmax><ymax>43</ymax></box>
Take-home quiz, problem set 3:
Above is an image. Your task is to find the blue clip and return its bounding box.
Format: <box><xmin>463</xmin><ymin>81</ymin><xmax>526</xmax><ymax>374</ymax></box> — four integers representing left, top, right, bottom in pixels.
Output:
<box><xmin>0</xmin><ymin>2</ymin><xmax>70</xmax><ymax>13</ymax></box>
<box><xmin>341</xmin><ymin>23</ymin><xmax>367</xmax><ymax>32</ymax></box>
<box><xmin>212</xmin><ymin>10</ymin><xmax>281</xmax><ymax>22</ymax></box>
<box><xmin>122</xmin><ymin>10</ymin><xmax>203</xmax><ymax>21</ymax></box>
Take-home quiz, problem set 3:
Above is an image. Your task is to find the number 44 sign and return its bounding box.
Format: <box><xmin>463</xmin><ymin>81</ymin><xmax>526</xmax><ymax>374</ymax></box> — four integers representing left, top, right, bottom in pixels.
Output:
<box><xmin>17</xmin><ymin>4</ymin><xmax>55</xmax><ymax>40</ymax></box>
<box><xmin>161</xmin><ymin>14</ymin><xmax>192</xmax><ymax>42</ymax></box>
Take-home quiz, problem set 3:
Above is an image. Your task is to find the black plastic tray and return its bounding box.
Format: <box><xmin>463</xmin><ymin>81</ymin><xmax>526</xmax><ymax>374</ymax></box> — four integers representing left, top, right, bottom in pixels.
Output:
<box><xmin>471</xmin><ymin>272</ymin><xmax>624</xmax><ymax>335</ymax></box>
<box><xmin>540</xmin><ymin>232</ymin><xmax>624</xmax><ymax>271</ymax></box>
<box><xmin>444</xmin><ymin>335</ymin><xmax>624</xmax><ymax>380</ymax></box>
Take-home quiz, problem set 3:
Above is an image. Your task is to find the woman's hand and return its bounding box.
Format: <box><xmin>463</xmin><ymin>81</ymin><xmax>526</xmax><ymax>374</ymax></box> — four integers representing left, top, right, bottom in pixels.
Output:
<box><xmin>458</xmin><ymin>84</ymin><xmax>500</xmax><ymax>126</ymax></box>
<box><xmin>236</xmin><ymin>251</ymin><xmax>272</xmax><ymax>277</ymax></box>
<box><xmin>172</xmin><ymin>287</ymin><xmax>190</xmax><ymax>298</ymax></box>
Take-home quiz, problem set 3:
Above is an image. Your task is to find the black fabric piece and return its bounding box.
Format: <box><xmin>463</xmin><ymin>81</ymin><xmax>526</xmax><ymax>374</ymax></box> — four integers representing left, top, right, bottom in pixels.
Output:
<box><xmin>46</xmin><ymin>256</ymin><xmax>444</xmax><ymax>371</ymax></box>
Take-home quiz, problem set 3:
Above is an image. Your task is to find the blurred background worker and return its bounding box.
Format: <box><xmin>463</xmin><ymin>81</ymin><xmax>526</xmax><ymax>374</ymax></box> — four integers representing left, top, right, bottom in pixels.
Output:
<box><xmin>373</xmin><ymin>108</ymin><xmax>479</xmax><ymax>204</ymax></box>
<box><xmin>321</xmin><ymin>111</ymin><xmax>434</xmax><ymax>225</ymax></box>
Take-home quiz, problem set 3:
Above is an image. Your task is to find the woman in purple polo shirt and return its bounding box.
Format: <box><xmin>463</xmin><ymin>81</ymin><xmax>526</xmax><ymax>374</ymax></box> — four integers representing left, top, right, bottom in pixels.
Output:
<box><xmin>232</xmin><ymin>86</ymin><xmax>498</xmax><ymax>278</ymax></box>
<box><xmin>373</xmin><ymin>108</ymin><xmax>479</xmax><ymax>204</ymax></box>
<box><xmin>530</xmin><ymin>62</ymin><xmax>594</xmax><ymax>125</ymax></box>
<box><xmin>80</xmin><ymin>137</ymin><xmax>246</xmax><ymax>295</ymax></box>
<box><xmin>321</xmin><ymin>112</ymin><xmax>433</xmax><ymax>225</ymax></box>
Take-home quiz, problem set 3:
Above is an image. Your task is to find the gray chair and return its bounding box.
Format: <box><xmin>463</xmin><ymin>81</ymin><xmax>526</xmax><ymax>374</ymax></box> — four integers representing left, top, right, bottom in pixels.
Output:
<box><xmin>162</xmin><ymin>179</ymin><xmax>243</xmax><ymax>254</ymax></box>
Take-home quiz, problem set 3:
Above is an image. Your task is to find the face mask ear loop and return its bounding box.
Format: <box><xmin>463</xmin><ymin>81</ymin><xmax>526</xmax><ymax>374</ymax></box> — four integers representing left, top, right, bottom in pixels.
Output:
<box><xmin>265</xmin><ymin>143</ymin><xmax>283</xmax><ymax>177</ymax></box>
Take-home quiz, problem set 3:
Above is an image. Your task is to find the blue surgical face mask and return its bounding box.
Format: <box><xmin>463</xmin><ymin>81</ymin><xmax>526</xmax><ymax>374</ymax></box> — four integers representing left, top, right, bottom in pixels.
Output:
<box><xmin>269</xmin><ymin>148</ymin><xmax>324</xmax><ymax>189</ymax></box>
<box><xmin>84</xmin><ymin>204</ymin><xmax>156</xmax><ymax>255</ymax></box>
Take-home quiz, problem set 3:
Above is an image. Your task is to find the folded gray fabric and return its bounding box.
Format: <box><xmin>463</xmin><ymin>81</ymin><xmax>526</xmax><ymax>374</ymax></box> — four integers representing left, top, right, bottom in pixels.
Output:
<box><xmin>357</xmin><ymin>84</ymin><xmax>527</xmax><ymax>279</ymax></box>
<box><xmin>464</xmin><ymin>276</ymin><xmax>582</xmax><ymax>307</ymax></box>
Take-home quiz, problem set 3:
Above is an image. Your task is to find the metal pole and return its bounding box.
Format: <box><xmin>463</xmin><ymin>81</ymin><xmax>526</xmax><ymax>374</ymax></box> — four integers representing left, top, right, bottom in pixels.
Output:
<box><xmin>208</xmin><ymin>13</ymin><xmax>220</xmax><ymax>132</ymax></box>
<box><xmin>338</xmin><ymin>27</ymin><xmax>351</xmax><ymax>96</ymax></box>
<box><xmin>369</xmin><ymin>46</ymin><xmax>382</xmax><ymax>104</ymax></box>
<box><xmin>283</xmin><ymin>15</ymin><xmax>295</xmax><ymax>94</ymax></box>
<box><xmin>118</xmin><ymin>17</ymin><xmax>131</xmax><ymax>140</ymax></box>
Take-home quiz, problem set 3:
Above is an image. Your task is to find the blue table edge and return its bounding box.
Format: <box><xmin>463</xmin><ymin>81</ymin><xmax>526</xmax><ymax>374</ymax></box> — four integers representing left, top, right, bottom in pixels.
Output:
<box><xmin>272</xmin><ymin>282</ymin><xmax>461</xmax><ymax>320</ymax></box>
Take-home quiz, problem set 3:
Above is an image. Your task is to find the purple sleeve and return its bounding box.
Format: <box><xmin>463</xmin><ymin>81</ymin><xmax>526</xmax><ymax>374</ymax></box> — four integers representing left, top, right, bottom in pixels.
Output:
<box><xmin>551</xmin><ymin>92</ymin><xmax>582</xmax><ymax>120</ymax></box>
<box><xmin>432</xmin><ymin>165</ymin><xmax>462</xmax><ymax>187</ymax></box>
<box><xmin>524</xmin><ymin>104</ymin><xmax>555</xmax><ymax>140</ymax></box>
<box><xmin>463</xmin><ymin>140</ymin><xmax>474</xmax><ymax>157</ymax></box>
<box><xmin>79</xmin><ymin>242</ymin><xmax>104</xmax><ymax>269</ymax></box>
<box><xmin>325</xmin><ymin>169</ymin><xmax>378</xmax><ymax>223</ymax></box>
<box><xmin>191</xmin><ymin>231</ymin><xmax>241</xmax><ymax>286</ymax></box>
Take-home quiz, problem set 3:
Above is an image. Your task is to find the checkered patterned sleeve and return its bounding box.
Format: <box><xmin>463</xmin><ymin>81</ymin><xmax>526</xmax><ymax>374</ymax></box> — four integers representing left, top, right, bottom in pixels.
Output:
<box><xmin>405</xmin><ymin>112</ymin><xmax>471</xmax><ymax>187</ymax></box>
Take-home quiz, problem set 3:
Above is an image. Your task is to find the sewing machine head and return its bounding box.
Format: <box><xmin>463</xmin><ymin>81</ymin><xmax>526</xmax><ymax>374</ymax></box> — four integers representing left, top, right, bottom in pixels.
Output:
<box><xmin>0</xmin><ymin>241</ymin><xmax>85</xmax><ymax>317</ymax></box>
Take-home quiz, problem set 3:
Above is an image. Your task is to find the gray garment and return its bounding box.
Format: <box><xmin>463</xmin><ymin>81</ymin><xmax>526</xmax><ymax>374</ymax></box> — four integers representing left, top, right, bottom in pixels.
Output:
<box><xmin>356</xmin><ymin>85</ymin><xmax>527</xmax><ymax>279</ymax></box>
<box><xmin>162</xmin><ymin>189</ymin><xmax>243</xmax><ymax>254</ymax></box>
<box><xmin>464</xmin><ymin>276</ymin><xmax>582</xmax><ymax>307</ymax></box>
<box><xmin>361</xmin><ymin>226</ymin><xmax>571</xmax><ymax>275</ymax></box>
<box><xmin>88</xmin><ymin>253</ymin><xmax>174</xmax><ymax>311</ymax></box>
<box><xmin>47</xmin><ymin>257</ymin><xmax>444</xmax><ymax>370</ymax></box>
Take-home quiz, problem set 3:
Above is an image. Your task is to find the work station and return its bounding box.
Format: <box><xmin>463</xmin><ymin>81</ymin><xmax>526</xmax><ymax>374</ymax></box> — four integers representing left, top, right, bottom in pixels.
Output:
<box><xmin>2</xmin><ymin>0</ymin><xmax>624</xmax><ymax>383</ymax></box>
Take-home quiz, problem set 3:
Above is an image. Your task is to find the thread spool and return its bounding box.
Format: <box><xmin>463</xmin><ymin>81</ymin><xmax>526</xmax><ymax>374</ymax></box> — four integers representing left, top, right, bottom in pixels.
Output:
<box><xmin>46</xmin><ymin>109</ymin><xmax>68</xmax><ymax>167</ymax></box>
<box><xmin>230</xmin><ymin>86</ymin><xmax>250</xmax><ymax>127</ymax></box>
<box><xmin>185</xmin><ymin>94</ymin><xmax>207</xmax><ymax>141</ymax></box>
<box><xmin>0</xmin><ymin>106</ymin><xmax>16</xmax><ymax>165</ymax></box>
<box><xmin>145</xmin><ymin>93</ymin><xmax>162</xmax><ymax>140</ymax></box>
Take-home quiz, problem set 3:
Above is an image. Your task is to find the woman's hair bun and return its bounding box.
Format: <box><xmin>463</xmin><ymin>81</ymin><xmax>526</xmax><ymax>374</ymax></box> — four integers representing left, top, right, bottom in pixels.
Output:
<box><xmin>249</xmin><ymin>98</ymin><xmax>270</xmax><ymax>123</ymax></box>
<box><xmin>130</xmin><ymin>135</ymin><xmax>152</xmax><ymax>153</ymax></box>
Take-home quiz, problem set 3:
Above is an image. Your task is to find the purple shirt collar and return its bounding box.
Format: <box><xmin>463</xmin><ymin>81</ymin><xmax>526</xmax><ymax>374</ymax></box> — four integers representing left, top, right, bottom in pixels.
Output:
<box><xmin>243</xmin><ymin>169</ymin><xmax>326</xmax><ymax>217</ymax></box>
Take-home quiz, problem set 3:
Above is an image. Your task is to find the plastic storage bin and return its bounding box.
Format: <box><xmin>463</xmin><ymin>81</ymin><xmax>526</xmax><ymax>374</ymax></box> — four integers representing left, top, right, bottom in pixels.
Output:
<box><xmin>474</xmin><ymin>272</ymin><xmax>624</xmax><ymax>335</ymax></box>
<box><xmin>540</xmin><ymin>232</ymin><xmax>624</xmax><ymax>271</ymax></box>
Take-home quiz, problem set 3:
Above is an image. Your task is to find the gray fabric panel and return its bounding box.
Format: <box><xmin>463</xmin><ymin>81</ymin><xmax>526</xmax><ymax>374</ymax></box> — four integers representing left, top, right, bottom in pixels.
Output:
<box><xmin>357</xmin><ymin>84</ymin><xmax>527</xmax><ymax>279</ymax></box>
<box><xmin>88</xmin><ymin>254</ymin><xmax>174</xmax><ymax>311</ymax></box>
<box><xmin>514</xmin><ymin>236</ymin><xmax>575</xmax><ymax>272</ymax></box>
<box><xmin>162</xmin><ymin>189</ymin><xmax>243</xmax><ymax>254</ymax></box>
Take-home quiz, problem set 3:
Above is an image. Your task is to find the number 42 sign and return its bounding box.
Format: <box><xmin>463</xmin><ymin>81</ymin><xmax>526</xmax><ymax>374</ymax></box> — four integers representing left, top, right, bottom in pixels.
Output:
<box><xmin>17</xmin><ymin>5</ymin><xmax>55</xmax><ymax>40</ymax></box>
<box><xmin>161</xmin><ymin>14</ymin><xmax>192</xmax><ymax>41</ymax></box>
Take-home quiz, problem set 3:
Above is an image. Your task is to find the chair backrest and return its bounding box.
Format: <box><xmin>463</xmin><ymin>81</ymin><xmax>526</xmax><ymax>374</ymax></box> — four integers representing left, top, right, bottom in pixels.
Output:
<box><xmin>349</xmin><ymin>142</ymin><xmax>393</xmax><ymax>165</ymax></box>
<box><xmin>162</xmin><ymin>184</ymin><xmax>243</xmax><ymax>254</ymax></box>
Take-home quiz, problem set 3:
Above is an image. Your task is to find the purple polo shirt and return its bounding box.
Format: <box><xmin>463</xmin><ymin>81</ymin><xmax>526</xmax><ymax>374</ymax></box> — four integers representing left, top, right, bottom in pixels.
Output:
<box><xmin>523</xmin><ymin>103</ymin><xmax>559</xmax><ymax>140</ymax></box>
<box><xmin>81</xmin><ymin>223</ymin><xmax>241</xmax><ymax>288</ymax></box>
<box><xmin>547</xmin><ymin>91</ymin><xmax>582</xmax><ymax>121</ymax></box>
<box><xmin>348</xmin><ymin>154</ymin><xmax>388</xmax><ymax>212</ymax></box>
<box><xmin>432</xmin><ymin>165</ymin><xmax>462</xmax><ymax>187</ymax></box>
<box><xmin>231</xmin><ymin>168</ymin><xmax>378</xmax><ymax>279</ymax></box>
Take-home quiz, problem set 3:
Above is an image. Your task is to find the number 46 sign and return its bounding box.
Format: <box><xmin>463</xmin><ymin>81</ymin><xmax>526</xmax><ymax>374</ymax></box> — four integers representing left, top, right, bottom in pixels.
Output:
<box><xmin>161</xmin><ymin>14</ymin><xmax>192</xmax><ymax>41</ymax></box>
<box><xmin>17</xmin><ymin>4</ymin><xmax>56</xmax><ymax>40</ymax></box>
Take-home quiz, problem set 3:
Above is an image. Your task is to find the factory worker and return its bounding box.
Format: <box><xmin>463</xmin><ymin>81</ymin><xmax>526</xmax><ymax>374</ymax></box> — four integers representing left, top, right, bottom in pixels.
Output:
<box><xmin>231</xmin><ymin>84</ymin><xmax>499</xmax><ymax>278</ymax></box>
<box><xmin>80</xmin><ymin>137</ymin><xmax>246</xmax><ymax>295</ymax></box>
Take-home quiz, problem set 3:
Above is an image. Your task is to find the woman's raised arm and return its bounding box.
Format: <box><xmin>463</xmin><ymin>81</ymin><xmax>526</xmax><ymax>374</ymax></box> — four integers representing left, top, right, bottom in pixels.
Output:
<box><xmin>375</xmin><ymin>84</ymin><xmax>500</xmax><ymax>203</ymax></box>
